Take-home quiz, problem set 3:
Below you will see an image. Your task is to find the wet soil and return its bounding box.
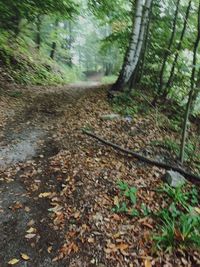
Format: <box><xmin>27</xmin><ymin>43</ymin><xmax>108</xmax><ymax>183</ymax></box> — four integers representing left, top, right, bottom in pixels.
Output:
<box><xmin>0</xmin><ymin>82</ymin><xmax>104</xmax><ymax>267</ymax></box>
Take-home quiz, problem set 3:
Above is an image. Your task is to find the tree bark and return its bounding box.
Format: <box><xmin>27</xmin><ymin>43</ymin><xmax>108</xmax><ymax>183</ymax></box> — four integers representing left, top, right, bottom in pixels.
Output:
<box><xmin>35</xmin><ymin>15</ymin><xmax>42</xmax><ymax>50</ymax></box>
<box><xmin>67</xmin><ymin>21</ymin><xmax>73</xmax><ymax>67</ymax></box>
<box><xmin>154</xmin><ymin>0</ymin><xmax>180</xmax><ymax>102</ymax></box>
<box><xmin>50</xmin><ymin>18</ymin><xmax>59</xmax><ymax>60</ymax></box>
<box><xmin>180</xmin><ymin>1</ymin><xmax>200</xmax><ymax>163</ymax></box>
<box><xmin>129</xmin><ymin>2</ymin><xmax>152</xmax><ymax>88</ymax></box>
<box><xmin>162</xmin><ymin>0</ymin><xmax>192</xmax><ymax>98</ymax></box>
<box><xmin>111</xmin><ymin>0</ymin><xmax>151</xmax><ymax>92</ymax></box>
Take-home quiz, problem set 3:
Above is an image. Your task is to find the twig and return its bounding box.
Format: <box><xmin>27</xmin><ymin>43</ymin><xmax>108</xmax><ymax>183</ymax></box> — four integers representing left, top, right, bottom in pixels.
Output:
<box><xmin>83</xmin><ymin>129</ymin><xmax>200</xmax><ymax>183</ymax></box>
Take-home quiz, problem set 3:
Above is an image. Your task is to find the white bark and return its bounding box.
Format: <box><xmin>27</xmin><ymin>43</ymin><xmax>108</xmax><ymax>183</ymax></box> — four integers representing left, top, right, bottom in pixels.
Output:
<box><xmin>123</xmin><ymin>0</ymin><xmax>152</xmax><ymax>84</ymax></box>
<box><xmin>112</xmin><ymin>0</ymin><xmax>153</xmax><ymax>92</ymax></box>
<box><xmin>122</xmin><ymin>0</ymin><xmax>143</xmax><ymax>83</ymax></box>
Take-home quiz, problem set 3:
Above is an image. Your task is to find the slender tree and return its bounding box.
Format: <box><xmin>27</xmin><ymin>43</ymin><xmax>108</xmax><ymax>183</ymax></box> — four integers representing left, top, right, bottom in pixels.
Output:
<box><xmin>156</xmin><ymin>0</ymin><xmax>181</xmax><ymax>97</ymax></box>
<box><xmin>35</xmin><ymin>15</ymin><xmax>42</xmax><ymax>50</ymax></box>
<box><xmin>50</xmin><ymin>19</ymin><xmax>59</xmax><ymax>59</ymax></box>
<box><xmin>163</xmin><ymin>0</ymin><xmax>192</xmax><ymax>98</ymax></box>
<box><xmin>180</xmin><ymin>0</ymin><xmax>200</xmax><ymax>163</ymax></box>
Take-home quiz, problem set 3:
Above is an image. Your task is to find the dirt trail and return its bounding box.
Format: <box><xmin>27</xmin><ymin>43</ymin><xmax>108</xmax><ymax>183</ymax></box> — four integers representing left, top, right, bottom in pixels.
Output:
<box><xmin>0</xmin><ymin>82</ymin><xmax>106</xmax><ymax>267</ymax></box>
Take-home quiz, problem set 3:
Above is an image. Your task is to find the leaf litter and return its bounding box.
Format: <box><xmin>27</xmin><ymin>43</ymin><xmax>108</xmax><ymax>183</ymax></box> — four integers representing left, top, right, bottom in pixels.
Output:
<box><xmin>0</xmin><ymin>84</ymin><xmax>199</xmax><ymax>266</ymax></box>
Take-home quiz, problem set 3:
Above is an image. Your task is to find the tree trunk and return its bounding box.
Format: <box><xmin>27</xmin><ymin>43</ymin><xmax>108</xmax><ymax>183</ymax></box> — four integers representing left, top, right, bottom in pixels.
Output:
<box><xmin>110</xmin><ymin>0</ymin><xmax>146</xmax><ymax>92</ymax></box>
<box><xmin>155</xmin><ymin>0</ymin><xmax>180</xmax><ymax>99</ymax></box>
<box><xmin>50</xmin><ymin>19</ymin><xmax>59</xmax><ymax>60</ymax></box>
<box><xmin>180</xmin><ymin>0</ymin><xmax>200</xmax><ymax>163</ymax></box>
<box><xmin>162</xmin><ymin>0</ymin><xmax>192</xmax><ymax>98</ymax></box>
<box><xmin>35</xmin><ymin>15</ymin><xmax>42</xmax><ymax>50</ymax></box>
<box><xmin>129</xmin><ymin>1</ymin><xmax>152</xmax><ymax>88</ymax></box>
<box><xmin>67</xmin><ymin>21</ymin><xmax>73</xmax><ymax>67</ymax></box>
<box><xmin>50</xmin><ymin>42</ymin><xmax>56</xmax><ymax>59</ymax></box>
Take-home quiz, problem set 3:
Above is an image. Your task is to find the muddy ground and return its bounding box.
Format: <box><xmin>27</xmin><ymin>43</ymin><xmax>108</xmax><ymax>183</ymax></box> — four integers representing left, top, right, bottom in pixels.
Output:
<box><xmin>0</xmin><ymin>83</ymin><xmax>104</xmax><ymax>267</ymax></box>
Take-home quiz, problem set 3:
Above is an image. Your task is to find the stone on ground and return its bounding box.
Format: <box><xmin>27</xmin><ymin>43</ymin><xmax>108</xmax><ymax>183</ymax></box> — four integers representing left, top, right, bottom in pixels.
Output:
<box><xmin>162</xmin><ymin>170</ymin><xmax>186</xmax><ymax>187</ymax></box>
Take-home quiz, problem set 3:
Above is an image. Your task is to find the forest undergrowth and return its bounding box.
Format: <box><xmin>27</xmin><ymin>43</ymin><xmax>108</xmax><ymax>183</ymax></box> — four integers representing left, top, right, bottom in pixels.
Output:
<box><xmin>0</xmin><ymin>85</ymin><xmax>199</xmax><ymax>267</ymax></box>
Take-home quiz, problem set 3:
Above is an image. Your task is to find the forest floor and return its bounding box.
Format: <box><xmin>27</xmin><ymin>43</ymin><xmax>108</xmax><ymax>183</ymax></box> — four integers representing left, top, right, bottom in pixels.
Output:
<box><xmin>0</xmin><ymin>82</ymin><xmax>199</xmax><ymax>267</ymax></box>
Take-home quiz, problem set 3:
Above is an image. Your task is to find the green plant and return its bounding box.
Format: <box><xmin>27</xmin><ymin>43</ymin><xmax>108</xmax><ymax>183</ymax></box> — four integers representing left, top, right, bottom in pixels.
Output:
<box><xmin>153</xmin><ymin>210</ymin><xmax>176</xmax><ymax>252</ymax></box>
<box><xmin>112</xmin><ymin>201</ymin><xmax>128</xmax><ymax>213</ymax></box>
<box><xmin>101</xmin><ymin>75</ymin><xmax>117</xmax><ymax>84</ymax></box>
<box><xmin>112</xmin><ymin>93</ymin><xmax>138</xmax><ymax>116</ymax></box>
<box><xmin>141</xmin><ymin>203</ymin><xmax>151</xmax><ymax>216</ymax></box>
<box><xmin>7</xmin><ymin>91</ymin><xmax>23</xmax><ymax>98</ymax></box>
<box><xmin>160</xmin><ymin>184</ymin><xmax>189</xmax><ymax>210</ymax></box>
<box><xmin>112</xmin><ymin>181</ymin><xmax>138</xmax><ymax>217</ymax></box>
<box><xmin>154</xmin><ymin>209</ymin><xmax>200</xmax><ymax>252</ymax></box>
<box><xmin>151</xmin><ymin>138</ymin><xmax>199</xmax><ymax>162</ymax></box>
<box><xmin>117</xmin><ymin>180</ymin><xmax>137</xmax><ymax>205</ymax></box>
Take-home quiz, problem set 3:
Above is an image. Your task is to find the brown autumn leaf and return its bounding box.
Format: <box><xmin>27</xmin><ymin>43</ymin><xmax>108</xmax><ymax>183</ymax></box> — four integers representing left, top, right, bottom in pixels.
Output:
<box><xmin>88</xmin><ymin>237</ymin><xmax>95</xmax><ymax>243</ymax></box>
<box><xmin>144</xmin><ymin>259</ymin><xmax>152</xmax><ymax>267</ymax></box>
<box><xmin>73</xmin><ymin>211</ymin><xmax>80</xmax><ymax>219</ymax></box>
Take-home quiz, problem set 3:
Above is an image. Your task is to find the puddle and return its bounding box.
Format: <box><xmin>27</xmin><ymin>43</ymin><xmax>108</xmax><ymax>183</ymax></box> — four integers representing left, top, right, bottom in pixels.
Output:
<box><xmin>0</xmin><ymin>129</ymin><xmax>44</xmax><ymax>168</ymax></box>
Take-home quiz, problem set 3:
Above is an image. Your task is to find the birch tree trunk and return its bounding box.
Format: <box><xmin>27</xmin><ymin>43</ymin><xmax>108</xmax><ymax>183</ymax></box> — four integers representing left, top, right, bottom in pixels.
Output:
<box><xmin>180</xmin><ymin>0</ymin><xmax>200</xmax><ymax>163</ymax></box>
<box><xmin>111</xmin><ymin>0</ymin><xmax>152</xmax><ymax>92</ymax></box>
<box><xmin>129</xmin><ymin>1</ymin><xmax>152</xmax><ymax>88</ymax></box>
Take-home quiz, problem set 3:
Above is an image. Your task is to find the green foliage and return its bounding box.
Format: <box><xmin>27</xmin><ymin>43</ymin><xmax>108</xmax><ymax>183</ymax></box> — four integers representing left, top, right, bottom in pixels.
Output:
<box><xmin>113</xmin><ymin>181</ymin><xmax>151</xmax><ymax>218</ymax></box>
<box><xmin>141</xmin><ymin>203</ymin><xmax>151</xmax><ymax>216</ymax></box>
<box><xmin>117</xmin><ymin>180</ymin><xmax>137</xmax><ymax>205</ymax></box>
<box><xmin>160</xmin><ymin>184</ymin><xmax>195</xmax><ymax>210</ymax></box>
<box><xmin>112</xmin><ymin>93</ymin><xmax>139</xmax><ymax>116</ymax></box>
<box><xmin>0</xmin><ymin>31</ymin><xmax>82</xmax><ymax>85</ymax></box>
<box><xmin>7</xmin><ymin>91</ymin><xmax>23</xmax><ymax>98</ymax></box>
<box><xmin>0</xmin><ymin>0</ymin><xmax>78</xmax><ymax>33</ymax></box>
<box><xmin>112</xmin><ymin>181</ymin><xmax>138</xmax><ymax>216</ymax></box>
<box><xmin>153</xmin><ymin>184</ymin><xmax>200</xmax><ymax>252</ymax></box>
<box><xmin>154</xmin><ymin>209</ymin><xmax>200</xmax><ymax>252</ymax></box>
<box><xmin>151</xmin><ymin>138</ymin><xmax>200</xmax><ymax>162</ymax></box>
<box><xmin>101</xmin><ymin>75</ymin><xmax>117</xmax><ymax>84</ymax></box>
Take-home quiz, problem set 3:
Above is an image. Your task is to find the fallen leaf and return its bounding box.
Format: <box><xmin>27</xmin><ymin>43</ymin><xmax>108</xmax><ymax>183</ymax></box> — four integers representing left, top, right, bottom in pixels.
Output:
<box><xmin>144</xmin><ymin>259</ymin><xmax>152</xmax><ymax>267</ymax></box>
<box><xmin>24</xmin><ymin>206</ymin><xmax>30</xmax><ymax>212</ymax></box>
<box><xmin>25</xmin><ymin>233</ymin><xmax>36</xmax><ymax>239</ymax></box>
<box><xmin>88</xmin><ymin>237</ymin><xmax>95</xmax><ymax>243</ymax></box>
<box><xmin>39</xmin><ymin>192</ymin><xmax>51</xmax><ymax>198</ymax></box>
<box><xmin>26</xmin><ymin>227</ymin><xmax>36</xmax><ymax>233</ymax></box>
<box><xmin>27</xmin><ymin>219</ymin><xmax>35</xmax><ymax>226</ymax></box>
<box><xmin>47</xmin><ymin>246</ymin><xmax>52</xmax><ymax>253</ymax></box>
<box><xmin>20</xmin><ymin>253</ymin><xmax>30</xmax><ymax>260</ymax></box>
<box><xmin>8</xmin><ymin>258</ymin><xmax>19</xmax><ymax>265</ymax></box>
<box><xmin>114</xmin><ymin>196</ymin><xmax>119</xmax><ymax>206</ymax></box>
<box><xmin>117</xmin><ymin>243</ymin><xmax>129</xmax><ymax>252</ymax></box>
<box><xmin>74</xmin><ymin>211</ymin><xmax>80</xmax><ymax>219</ymax></box>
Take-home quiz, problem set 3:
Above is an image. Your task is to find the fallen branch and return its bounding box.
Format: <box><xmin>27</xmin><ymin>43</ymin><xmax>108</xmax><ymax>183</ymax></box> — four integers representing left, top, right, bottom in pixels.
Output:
<box><xmin>83</xmin><ymin>130</ymin><xmax>200</xmax><ymax>183</ymax></box>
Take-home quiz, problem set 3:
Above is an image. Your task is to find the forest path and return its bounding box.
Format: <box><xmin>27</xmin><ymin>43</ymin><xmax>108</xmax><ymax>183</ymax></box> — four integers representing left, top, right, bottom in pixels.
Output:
<box><xmin>0</xmin><ymin>82</ymin><xmax>109</xmax><ymax>267</ymax></box>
